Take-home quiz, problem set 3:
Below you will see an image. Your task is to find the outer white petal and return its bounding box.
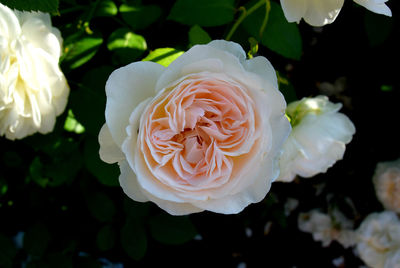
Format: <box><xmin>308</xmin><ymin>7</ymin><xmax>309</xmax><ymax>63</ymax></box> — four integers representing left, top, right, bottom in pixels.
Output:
<box><xmin>304</xmin><ymin>0</ymin><xmax>344</xmax><ymax>26</ymax></box>
<box><xmin>155</xmin><ymin>40</ymin><xmax>248</xmax><ymax>92</ymax></box>
<box><xmin>385</xmin><ymin>250</ymin><xmax>400</xmax><ymax>268</ymax></box>
<box><xmin>243</xmin><ymin>56</ymin><xmax>278</xmax><ymax>90</ymax></box>
<box><xmin>119</xmin><ymin>160</ymin><xmax>149</xmax><ymax>202</ymax></box>
<box><xmin>105</xmin><ymin>61</ymin><xmax>165</xmax><ymax>147</ymax></box>
<box><xmin>356</xmin><ymin>211</ymin><xmax>400</xmax><ymax>268</ymax></box>
<box><xmin>99</xmin><ymin>124</ymin><xmax>125</xmax><ymax>164</ymax></box>
<box><xmin>207</xmin><ymin>40</ymin><xmax>246</xmax><ymax>62</ymax></box>
<box><xmin>354</xmin><ymin>0</ymin><xmax>392</xmax><ymax>16</ymax></box>
<box><xmin>0</xmin><ymin>3</ymin><xmax>21</xmax><ymax>39</ymax></box>
<box><xmin>280</xmin><ymin>0</ymin><xmax>308</xmax><ymax>23</ymax></box>
<box><xmin>20</xmin><ymin>13</ymin><xmax>62</xmax><ymax>59</ymax></box>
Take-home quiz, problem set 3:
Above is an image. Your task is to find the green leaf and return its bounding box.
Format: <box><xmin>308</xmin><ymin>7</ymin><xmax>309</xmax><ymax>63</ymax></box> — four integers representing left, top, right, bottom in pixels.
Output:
<box><xmin>277</xmin><ymin>72</ymin><xmax>297</xmax><ymax>103</ymax></box>
<box><xmin>123</xmin><ymin>197</ymin><xmax>150</xmax><ymax>222</ymax></box>
<box><xmin>29</xmin><ymin>157</ymin><xmax>49</xmax><ymax>188</ymax></box>
<box><xmin>2</xmin><ymin>150</ymin><xmax>22</xmax><ymax>168</ymax></box>
<box><xmin>94</xmin><ymin>0</ymin><xmax>118</xmax><ymax>17</ymax></box>
<box><xmin>0</xmin><ymin>0</ymin><xmax>59</xmax><ymax>13</ymax></box>
<box><xmin>69</xmin><ymin>65</ymin><xmax>112</xmax><ymax>136</ymax></box>
<box><xmin>364</xmin><ymin>12</ymin><xmax>393</xmax><ymax>47</ymax></box>
<box><xmin>24</xmin><ymin>223</ymin><xmax>51</xmax><ymax>257</ymax></box>
<box><xmin>0</xmin><ymin>178</ymin><xmax>7</xmax><ymax>197</ymax></box>
<box><xmin>120</xmin><ymin>218</ymin><xmax>147</xmax><ymax>260</ymax></box>
<box><xmin>243</xmin><ymin>1</ymin><xmax>302</xmax><ymax>60</ymax></box>
<box><xmin>119</xmin><ymin>3</ymin><xmax>162</xmax><ymax>30</ymax></box>
<box><xmin>61</xmin><ymin>31</ymin><xmax>103</xmax><ymax>70</ymax></box>
<box><xmin>84</xmin><ymin>137</ymin><xmax>120</xmax><ymax>187</ymax></box>
<box><xmin>107</xmin><ymin>28</ymin><xmax>147</xmax><ymax>65</ymax></box>
<box><xmin>45</xmin><ymin>150</ymin><xmax>83</xmax><ymax>187</ymax></box>
<box><xmin>96</xmin><ymin>225</ymin><xmax>116</xmax><ymax>251</ymax></box>
<box><xmin>189</xmin><ymin>25</ymin><xmax>212</xmax><ymax>46</ymax></box>
<box><xmin>64</xmin><ymin>109</ymin><xmax>85</xmax><ymax>134</ymax></box>
<box><xmin>142</xmin><ymin>48</ymin><xmax>184</xmax><ymax>67</ymax></box>
<box><xmin>86</xmin><ymin>192</ymin><xmax>116</xmax><ymax>222</ymax></box>
<box><xmin>149</xmin><ymin>213</ymin><xmax>197</xmax><ymax>245</ymax></box>
<box><xmin>168</xmin><ymin>0</ymin><xmax>235</xmax><ymax>27</ymax></box>
<box><xmin>0</xmin><ymin>233</ymin><xmax>17</xmax><ymax>268</ymax></box>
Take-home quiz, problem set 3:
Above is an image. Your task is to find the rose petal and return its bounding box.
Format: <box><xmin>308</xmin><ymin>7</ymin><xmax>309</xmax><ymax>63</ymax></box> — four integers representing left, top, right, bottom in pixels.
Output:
<box><xmin>99</xmin><ymin>124</ymin><xmax>125</xmax><ymax>164</ymax></box>
<box><xmin>280</xmin><ymin>0</ymin><xmax>308</xmax><ymax>23</ymax></box>
<box><xmin>354</xmin><ymin>0</ymin><xmax>392</xmax><ymax>17</ymax></box>
<box><xmin>119</xmin><ymin>160</ymin><xmax>149</xmax><ymax>202</ymax></box>
<box><xmin>0</xmin><ymin>3</ymin><xmax>21</xmax><ymax>39</ymax></box>
<box><xmin>105</xmin><ymin>61</ymin><xmax>165</xmax><ymax>147</ymax></box>
<box><xmin>303</xmin><ymin>0</ymin><xmax>344</xmax><ymax>26</ymax></box>
<box><xmin>155</xmin><ymin>41</ymin><xmax>247</xmax><ymax>92</ymax></box>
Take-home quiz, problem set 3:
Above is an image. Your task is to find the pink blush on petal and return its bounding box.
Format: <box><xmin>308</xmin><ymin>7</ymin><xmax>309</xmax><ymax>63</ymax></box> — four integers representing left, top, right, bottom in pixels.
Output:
<box><xmin>140</xmin><ymin>73</ymin><xmax>260</xmax><ymax>192</ymax></box>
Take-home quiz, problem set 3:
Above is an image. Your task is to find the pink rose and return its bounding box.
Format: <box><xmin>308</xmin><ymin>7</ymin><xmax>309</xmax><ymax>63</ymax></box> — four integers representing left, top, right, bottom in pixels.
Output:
<box><xmin>99</xmin><ymin>40</ymin><xmax>290</xmax><ymax>215</ymax></box>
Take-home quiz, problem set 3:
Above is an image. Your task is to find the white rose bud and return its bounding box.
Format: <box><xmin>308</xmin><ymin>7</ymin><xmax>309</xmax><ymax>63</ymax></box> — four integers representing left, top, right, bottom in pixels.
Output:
<box><xmin>277</xmin><ymin>95</ymin><xmax>355</xmax><ymax>182</ymax></box>
<box><xmin>373</xmin><ymin>158</ymin><xmax>400</xmax><ymax>213</ymax></box>
<box><xmin>356</xmin><ymin>211</ymin><xmax>400</xmax><ymax>268</ymax></box>
<box><xmin>0</xmin><ymin>4</ymin><xmax>69</xmax><ymax>140</ymax></box>
<box><xmin>298</xmin><ymin>209</ymin><xmax>356</xmax><ymax>248</ymax></box>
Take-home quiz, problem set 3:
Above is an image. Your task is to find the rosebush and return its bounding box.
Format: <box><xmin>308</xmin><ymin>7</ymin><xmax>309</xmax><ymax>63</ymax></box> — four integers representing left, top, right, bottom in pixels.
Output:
<box><xmin>0</xmin><ymin>0</ymin><xmax>398</xmax><ymax>267</ymax></box>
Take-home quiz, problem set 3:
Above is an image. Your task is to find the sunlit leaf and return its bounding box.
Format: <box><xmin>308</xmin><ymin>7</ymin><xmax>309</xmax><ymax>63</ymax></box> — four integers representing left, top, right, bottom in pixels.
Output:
<box><xmin>61</xmin><ymin>31</ymin><xmax>103</xmax><ymax>70</ymax></box>
<box><xmin>107</xmin><ymin>28</ymin><xmax>147</xmax><ymax>64</ymax></box>
<box><xmin>94</xmin><ymin>0</ymin><xmax>118</xmax><ymax>17</ymax></box>
<box><xmin>142</xmin><ymin>48</ymin><xmax>184</xmax><ymax>67</ymax></box>
<box><xmin>119</xmin><ymin>3</ymin><xmax>162</xmax><ymax>30</ymax></box>
<box><xmin>168</xmin><ymin>0</ymin><xmax>235</xmax><ymax>27</ymax></box>
<box><xmin>64</xmin><ymin>109</ymin><xmax>85</xmax><ymax>134</ymax></box>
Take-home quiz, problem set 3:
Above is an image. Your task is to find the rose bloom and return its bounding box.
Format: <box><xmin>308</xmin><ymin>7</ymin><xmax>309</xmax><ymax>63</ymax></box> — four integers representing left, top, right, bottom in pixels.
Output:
<box><xmin>0</xmin><ymin>4</ymin><xmax>69</xmax><ymax>140</ymax></box>
<box><xmin>356</xmin><ymin>211</ymin><xmax>400</xmax><ymax>268</ymax></box>
<box><xmin>280</xmin><ymin>0</ymin><xmax>392</xmax><ymax>26</ymax></box>
<box><xmin>298</xmin><ymin>209</ymin><xmax>356</xmax><ymax>248</ymax></box>
<box><xmin>373</xmin><ymin>158</ymin><xmax>400</xmax><ymax>213</ymax></box>
<box><xmin>277</xmin><ymin>95</ymin><xmax>355</xmax><ymax>182</ymax></box>
<box><xmin>99</xmin><ymin>40</ymin><xmax>291</xmax><ymax>215</ymax></box>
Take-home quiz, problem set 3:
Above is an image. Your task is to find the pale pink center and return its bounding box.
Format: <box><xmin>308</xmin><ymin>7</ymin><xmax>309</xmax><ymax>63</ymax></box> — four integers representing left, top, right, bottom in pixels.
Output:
<box><xmin>140</xmin><ymin>74</ymin><xmax>258</xmax><ymax>191</ymax></box>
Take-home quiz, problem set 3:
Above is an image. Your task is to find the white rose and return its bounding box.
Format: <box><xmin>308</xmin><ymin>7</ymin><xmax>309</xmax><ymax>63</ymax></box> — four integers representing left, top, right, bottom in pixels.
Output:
<box><xmin>298</xmin><ymin>209</ymin><xmax>356</xmax><ymax>248</ymax></box>
<box><xmin>0</xmin><ymin>4</ymin><xmax>69</xmax><ymax>140</ymax></box>
<box><xmin>373</xmin><ymin>158</ymin><xmax>400</xmax><ymax>213</ymax></box>
<box><xmin>356</xmin><ymin>211</ymin><xmax>400</xmax><ymax>268</ymax></box>
<box><xmin>99</xmin><ymin>40</ymin><xmax>291</xmax><ymax>215</ymax></box>
<box><xmin>277</xmin><ymin>95</ymin><xmax>355</xmax><ymax>182</ymax></box>
<box><xmin>280</xmin><ymin>0</ymin><xmax>391</xmax><ymax>27</ymax></box>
